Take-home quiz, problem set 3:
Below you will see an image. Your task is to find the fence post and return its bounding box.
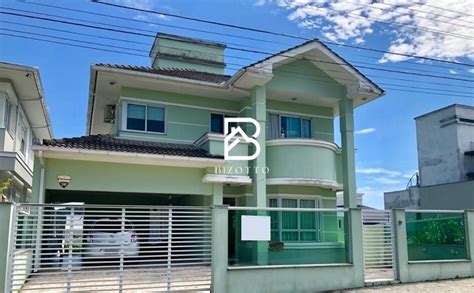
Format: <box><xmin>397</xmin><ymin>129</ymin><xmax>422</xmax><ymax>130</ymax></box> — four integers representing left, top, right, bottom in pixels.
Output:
<box><xmin>465</xmin><ymin>210</ymin><xmax>474</xmax><ymax>277</ymax></box>
<box><xmin>211</xmin><ymin>205</ymin><xmax>228</xmax><ymax>293</ymax></box>
<box><xmin>119</xmin><ymin>208</ymin><xmax>125</xmax><ymax>293</ymax></box>
<box><xmin>167</xmin><ymin>207</ymin><xmax>172</xmax><ymax>291</ymax></box>
<box><xmin>392</xmin><ymin>209</ymin><xmax>408</xmax><ymax>282</ymax></box>
<box><xmin>0</xmin><ymin>202</ymin><xmax>15</xmax><ymax>293</ymax></box>
<box><xmin>348</xmin><ymin>208</ymin><xmax>364</xmax><ymax>287</ymax></box>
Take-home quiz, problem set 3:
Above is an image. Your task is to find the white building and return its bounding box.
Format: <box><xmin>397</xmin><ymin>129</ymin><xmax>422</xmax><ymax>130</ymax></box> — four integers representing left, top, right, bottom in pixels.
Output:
<box><xmin>385</xmin><ymin>104</ymin><xmax>474</xmax><ymax>210</ymax></box>
<box><xmin>0</xmin><ymin>62</ymin><xmax>53</xmax><ymax>204</ymax></box>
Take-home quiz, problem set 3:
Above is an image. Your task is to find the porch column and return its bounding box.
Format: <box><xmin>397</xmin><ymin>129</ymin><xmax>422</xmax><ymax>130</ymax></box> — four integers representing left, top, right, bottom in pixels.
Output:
<box><xmin>249</xmin><ymin>85</ymin><xmax>266</xmax><ymax>207</ymax></box>
<box><xmin>392</xmin><ymin>209</ymin><xmax>409</xmax><ymax>282</ymax></box>
<box><xmin>211</xmin><ymin>205</ymin><xmax>228</xmax><ymax>292</ymax></box>
<box><xmin>212</xmin><ymin>183</ymin><xmax>223</xmax><ymax>205</ymax></box>
<box><xmin>339</xmin><ymin>91</ymin><xmax>357</xmax><ymax>208</ymax></box>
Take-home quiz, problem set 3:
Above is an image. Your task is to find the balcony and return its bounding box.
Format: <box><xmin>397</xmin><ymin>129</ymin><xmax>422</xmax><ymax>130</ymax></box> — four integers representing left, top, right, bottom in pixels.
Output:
<box><xmin>266</xmin><ymin>139</ymin><xmax>342</xmax><ymax>190</ymax></box>
<box><xmin>196</xmin><ymin>133</ymin><xmax>251</xmax><ymax>185</ymax></box>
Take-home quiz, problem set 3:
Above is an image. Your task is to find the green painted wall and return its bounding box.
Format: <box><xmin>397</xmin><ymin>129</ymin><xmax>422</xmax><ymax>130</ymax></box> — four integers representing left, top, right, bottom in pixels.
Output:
<box><xmin>156</xmin><ymin>59</ymin><xmax>224</xmax><ymax>75</ymax></box>
<box><xmin>266</xmin><ymin>144</ymin><xmax>341</xmax><ymax>184</ymax></box>
<box><xmin>43</xmin><ymin>159</ymin><xmax>212</xmax><ymax>196</ymax></box>
<box><xmin>266</xmin><ymin>60</ymin><xmax>345</xmax><ymax>99</ymax></box>
<box><xmin>152</xmin><ymin>37</ymin><xmax>225</xmax><ymax>74</ymax></box>
<box><xmin>119</xmin><ymin>87</ymin><xmax>241</xmax><ymax>143</ymax></box>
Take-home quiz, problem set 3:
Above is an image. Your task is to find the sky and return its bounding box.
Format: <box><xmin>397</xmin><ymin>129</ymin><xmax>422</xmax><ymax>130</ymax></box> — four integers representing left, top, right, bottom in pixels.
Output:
<box><xmin>0</xmin><ymin>0</ymin><xmax>473</xmax><ymax>208</ymax></box>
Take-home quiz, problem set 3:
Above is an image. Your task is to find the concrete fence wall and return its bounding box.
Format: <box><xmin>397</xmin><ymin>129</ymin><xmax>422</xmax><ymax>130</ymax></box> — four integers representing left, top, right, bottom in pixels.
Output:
<box><xmin>393</xmin><ymin>209</ymin><xmax>474</xmax><ymax>283</ymax></box>
<box><xmin>211</xmin><ymin>206</ymin><xmax>365</xmax><ymax>293</ymax></box>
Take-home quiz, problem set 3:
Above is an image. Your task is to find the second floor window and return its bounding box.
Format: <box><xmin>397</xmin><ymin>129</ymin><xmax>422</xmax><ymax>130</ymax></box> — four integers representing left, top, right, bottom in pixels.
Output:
<box><xmin>126</xmin><ymin>103</ymin><xmax>165</xmax><ymax>133</ymax></box>
<box><xmin>18</xmin><ymin>114</ymin><xmax>28</xmax><ymax>156</ymax></box>
<box><xmin>269</xmin><ymin>113</ymin><xmax>311</xmax><ymax>139</ymax></box>
<box><xmin>210</xmin><ymin>113</ymin><xmax>236</xmax><ymax>134</ymax></box>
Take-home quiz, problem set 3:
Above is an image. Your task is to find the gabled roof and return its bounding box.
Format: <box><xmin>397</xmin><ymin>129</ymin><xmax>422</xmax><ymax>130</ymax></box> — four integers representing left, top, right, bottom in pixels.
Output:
<box><xmin>95</xmin><ymin>64</ymin><xmax>231</xmax><ymax>84</ymax></box>
<box><xmin>41</xmin><ymin>134</ymin><xmax>223</xmax><ymax>159</ymax></box>
<box><xmin>237</xmin><ymin>39</ymin><xmax>384</xmax><ymax>95</ymax></box>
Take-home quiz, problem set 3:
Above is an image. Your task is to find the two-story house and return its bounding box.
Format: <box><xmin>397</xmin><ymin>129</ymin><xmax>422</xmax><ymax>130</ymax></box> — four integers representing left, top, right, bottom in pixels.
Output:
<box><xmin>0</xmin><ymin>62</ymin><xmax>53</xmax><ymax>204</ymax></box>
<box><xmin>33</xmin><ymin>33</ymin><xmax>383</xmax><ymax>214</ymax></box>
<box><xmin>0</xmin><ymin>32</ymin><xmax>384</xmax><ymax>292</ymax></box>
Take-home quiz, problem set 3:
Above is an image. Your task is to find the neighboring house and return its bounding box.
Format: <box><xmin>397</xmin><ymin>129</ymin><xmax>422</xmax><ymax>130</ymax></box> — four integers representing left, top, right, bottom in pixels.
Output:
<box><xmin>32</xmin><ymin>32</ymin><xmax>383</xmax><ymax>222</ymax></box>
<box><xmin>0</xmin><ymin>62</ymin><xmax>53</xmax><ymax>204</ymax></box>
<box><xmin>385</xmin><ymin>104</ymin><xmax>474</xmax><ymax>210</ymax></box>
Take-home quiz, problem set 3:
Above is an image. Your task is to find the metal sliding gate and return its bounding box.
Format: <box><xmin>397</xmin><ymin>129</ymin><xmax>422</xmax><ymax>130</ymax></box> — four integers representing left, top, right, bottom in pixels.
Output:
<box><xmin>8</xmin><ymin>204</ymin><xmax>212</xmax><ymax>292</ymax></box>
<box><xmin>362</xmin><ymin>209</ymin><xmax>396</xmax><ymax>283</ymax></box>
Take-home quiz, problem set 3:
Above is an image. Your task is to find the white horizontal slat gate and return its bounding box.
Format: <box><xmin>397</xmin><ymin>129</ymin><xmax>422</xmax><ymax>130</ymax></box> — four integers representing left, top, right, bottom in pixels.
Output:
<box><xmin>8</xmin><ymin>204</ymin><xmax>212</xmax><ymax>292</ymax></box>
<box><xmin>362</xmin><ymin>209</ymin><xmax>396</xmax><ymax>283</ymax></box>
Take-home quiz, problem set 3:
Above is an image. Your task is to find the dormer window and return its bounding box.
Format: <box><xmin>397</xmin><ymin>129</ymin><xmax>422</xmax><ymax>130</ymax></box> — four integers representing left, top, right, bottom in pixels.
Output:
<box><xmin>124</xmin><ymin>102</ymin><xmax>165</xmax><ymax>133</ymax></box>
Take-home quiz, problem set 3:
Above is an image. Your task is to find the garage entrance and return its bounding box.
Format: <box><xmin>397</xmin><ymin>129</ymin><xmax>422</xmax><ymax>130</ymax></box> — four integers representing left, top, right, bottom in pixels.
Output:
<box><xmin>8</xmin><ymin>203</ymin><xmax>212</xmax><ymax>292</ymax></box>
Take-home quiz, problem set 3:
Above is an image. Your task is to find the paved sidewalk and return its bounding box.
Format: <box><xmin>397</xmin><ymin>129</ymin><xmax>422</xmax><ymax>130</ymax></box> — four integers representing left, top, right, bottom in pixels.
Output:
<box><xmin>346</xmin><ymin>278</ymin><xmax>474</xmax><ymax>292</ymax></box>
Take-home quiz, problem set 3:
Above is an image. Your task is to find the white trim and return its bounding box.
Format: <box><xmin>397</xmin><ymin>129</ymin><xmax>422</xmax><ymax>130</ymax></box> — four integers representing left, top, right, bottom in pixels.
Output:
<box><xmin>33</xmin><ymin>145</ymin><xmax>225</xmax><ymax>168</ymax></box>
<box><xmin>223</xmin><ymin>193</ymin><xmax>253</xmax><ymax>198</ymax></box>
<box><xmin>266</xmin><ymin>138</ymin><xmax>341</xmax><ymax>153</ymax></box>
<box><xmin>167</xmin><ymin>121</ymin><xmax>208</xmax><ymax>128</ymax></box>
<box><xmin>267</xmin><ymin>178</ymin><xmax>342</xmax><ymax>190</ymax></box>
<box><xmin>120</xmin><ymin>96</ymin><xmax>240</xmax><ymax>114</ymax></box>
<box><xmin>202</xmin><ymin>174</ymin><xmax>252</xmax><ymax>184</ymax></box>
<box><xmin>227</xmin><ymin>263</ymin><xmax>352</xmax><ymax>270</ymax></box>
<box><xmin>267</xmin><ymin>193</ymin><xmax>336</xmax><ymax>200</ymax></box>
<box><xmin>194</xmin><ymin>132</ymin><xmax>225</xmax><ymax>146</ymax></box>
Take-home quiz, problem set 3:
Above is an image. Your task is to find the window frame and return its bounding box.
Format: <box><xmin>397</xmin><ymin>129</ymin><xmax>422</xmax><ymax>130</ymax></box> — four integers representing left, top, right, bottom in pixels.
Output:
<box><xmin>272</xmin><ymin>114</ymin><xmax>312</xmax><ymax>139</ymax></box>
<box><xmin>16</xmin><ymin>110</ymin><xmax>31</xmax><ymax>163</ymax></box>
<box><xmin>209</xmin><ymin>112</ymin><xmax>237</xmax><ymax>134</ymax></box>
<box><xmin>269</xmin><ymin>197</ymin><xmax>321</xmax><ymax>242</ymax></box>
<box><xmin>122</xmin><ymin>101</ymin><xmax>166</xmax><ymax>134</ymax></box>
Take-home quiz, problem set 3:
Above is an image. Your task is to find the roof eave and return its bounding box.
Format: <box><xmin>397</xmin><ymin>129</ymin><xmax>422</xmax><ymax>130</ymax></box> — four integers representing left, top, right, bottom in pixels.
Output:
<box><xmin>34</xmin><ymin>145</ymin><xmax>225</xmax><ymax>168</ymax></box>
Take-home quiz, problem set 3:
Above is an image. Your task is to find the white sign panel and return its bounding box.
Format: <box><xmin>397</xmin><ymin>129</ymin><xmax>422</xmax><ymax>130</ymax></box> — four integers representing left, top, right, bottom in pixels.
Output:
<box><xmin>241</xmin><ymin>215</ymin><xmax>271</xmax><ymax>241</ymax></box>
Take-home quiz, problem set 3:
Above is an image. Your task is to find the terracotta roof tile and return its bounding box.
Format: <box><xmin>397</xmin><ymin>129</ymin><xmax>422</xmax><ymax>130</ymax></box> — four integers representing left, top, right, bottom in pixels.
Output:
<box><xmin>95</xmin><ymin>64</ymin><xmax>231</xmax><ymax>84</ymax></box>
<box><xmin>41</xmin><ymin>134</ymin><xmax>223</xmax><ymax>159</ymax></box>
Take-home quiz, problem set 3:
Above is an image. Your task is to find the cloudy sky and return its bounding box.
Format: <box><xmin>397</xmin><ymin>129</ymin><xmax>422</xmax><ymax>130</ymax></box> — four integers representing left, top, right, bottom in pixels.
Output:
<box><xmin>1</xmin><ymin>0</ymin><xmax>473</xmax><ymax>208</ymax></box>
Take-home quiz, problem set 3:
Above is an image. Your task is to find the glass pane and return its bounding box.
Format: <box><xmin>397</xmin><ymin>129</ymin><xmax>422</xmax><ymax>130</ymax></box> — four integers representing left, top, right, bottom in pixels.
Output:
<box><xmin>302</xmin><ymin>119</ymin><xmax>311</xmax><ymax>138</ymax></box>
<box><xmin>281</xmin><ymin>199</ymin><xmax>297</xmax><ymax>231</ymax></box>
<box><xmin>406</xmin><ymin>212</ymin><xmax>467</xmax><ymax>261</ymax></box>
<box><xmin>210</xmin><ymin>113</ymin><xmax>224</xmax><ymax>133</ymax></box>
<box><xmin>300</xmin><ymin>200</ymin><xmax>316</xmax><ymax>230</ymax></box>
<box><xmin>229</xmin><ymin>209</ymin><xmax>349</xmax><ymax>266</ymax></box>
<box><xmin>281</xmin><ymin>116</ymin><xmax>301</xmax><ymax>138</ymax></box>
<box><xmin>147</xmin><ymin>106</ymin><xmax>165</xmax><ymax>133</ymax></box>
<box><xmin>289</xmin><ymin>117</ymin><xmax>301</xmax><ymax>138</ymax></box>
<box><xmin>269</xmin><ymin>114</ymin><xmax>279</xmax><ymax>139</ymax></box>
<box><xmin>300</xmin><ymin>231</ymin><xmax>317</xmax><ymax>241</ymax></box>
<box><xmin>127</xmin><ymin>104</ymin><xmax>146</xmax><ymax>131</ymax></box>
<box><xmin>269</xmin><ymin>199</ymin><xmax>279</xmax><ymax>231</ymax></box>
